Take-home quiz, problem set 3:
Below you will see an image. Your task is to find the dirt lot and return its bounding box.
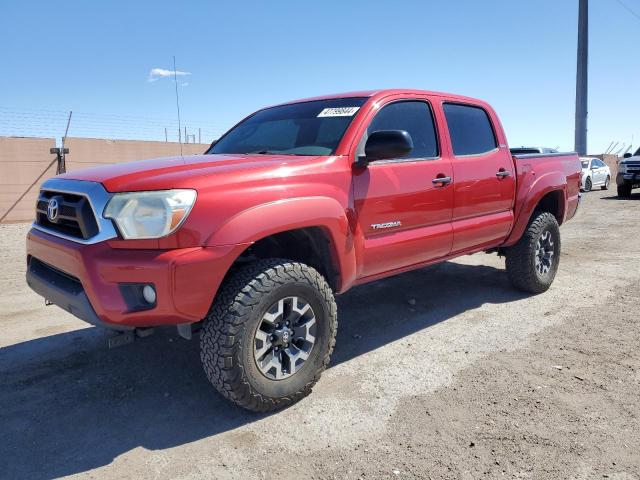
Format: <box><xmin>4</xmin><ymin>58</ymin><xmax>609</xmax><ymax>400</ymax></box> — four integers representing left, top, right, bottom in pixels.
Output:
<box><xmin>1</xmin><ymin>188</ymin><xmax>639</xmax><ymax>480</ymax></box>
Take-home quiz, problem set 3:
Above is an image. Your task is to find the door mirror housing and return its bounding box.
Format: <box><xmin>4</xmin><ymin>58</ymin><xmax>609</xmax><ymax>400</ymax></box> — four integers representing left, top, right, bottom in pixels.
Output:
<box><xmin>358</xmin><ymin>130</ymin><xmax>413</xmax><ymax>166</ymax></box>
<box><xmin>623</xmin><ymin>152</ymin><xmax>632</xmax><ymax>159</ymax></box>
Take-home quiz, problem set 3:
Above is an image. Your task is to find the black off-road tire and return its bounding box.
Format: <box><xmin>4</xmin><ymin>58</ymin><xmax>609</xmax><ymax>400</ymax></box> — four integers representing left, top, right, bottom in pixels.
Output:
<box><xmin>200</xmin><ymin>259</ymin><xmax>337</xmax><ymax>412</ymax></box>
<box><xmin>505</xmin><ymin>212</ymin><xmax>561</xmax><ymax>294</ymax></box>
<box><xmin>601</xmin><ymin>175</ymin><xmax>610</xmax><ymax>190</ymax></box>
<box><xmin>617</xmin><ymin>183</ymin><xmax>632</xmax><ymax>197</ymax></box>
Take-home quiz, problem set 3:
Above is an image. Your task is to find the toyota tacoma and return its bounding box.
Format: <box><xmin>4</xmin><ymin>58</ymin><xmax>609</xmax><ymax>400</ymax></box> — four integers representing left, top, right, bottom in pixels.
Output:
<box><xmin>26</xmin><ymin>89</ymin><xmax>582</xmax><ymax>411</ymax></box>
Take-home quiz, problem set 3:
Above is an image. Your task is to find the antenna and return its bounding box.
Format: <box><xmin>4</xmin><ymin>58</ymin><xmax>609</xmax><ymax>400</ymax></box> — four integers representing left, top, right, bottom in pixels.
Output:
<box><xmin>173</xmin><ymin>55</ymin><xmax>183</xmax><ymax>158</ymax></box>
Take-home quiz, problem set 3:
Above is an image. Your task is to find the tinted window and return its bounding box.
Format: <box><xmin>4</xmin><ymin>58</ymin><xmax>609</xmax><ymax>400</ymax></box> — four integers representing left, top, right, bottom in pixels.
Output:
<box><xmin>443</xmin><ymin>103</ymin><xmax>497</xmax><ymax>156</ymax></box>
<box><xmin>209</xmin><ymin>97</ymin><xmax>367</xmax><ymax>156</ymax></box>
<box><xmin>581</xmin><ymin>160</ymin><xmax>589</xmax><ymax>168</ymax></box>
<box><xmin>595</xmin><ymin>159</ymin><xmax>606</xmax><ymax>167</ymax></box>
<box><xmin>367</xmin><ymin>101</ymin><xmax>438</xmax><ymax>159</ymax></box>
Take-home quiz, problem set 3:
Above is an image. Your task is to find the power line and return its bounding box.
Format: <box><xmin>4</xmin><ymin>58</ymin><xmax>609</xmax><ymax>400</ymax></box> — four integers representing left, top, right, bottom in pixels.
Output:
<box><xmin>615</xmin><ymin>0</ymin><xmax>640</xmax><ymax>22</ymax></box>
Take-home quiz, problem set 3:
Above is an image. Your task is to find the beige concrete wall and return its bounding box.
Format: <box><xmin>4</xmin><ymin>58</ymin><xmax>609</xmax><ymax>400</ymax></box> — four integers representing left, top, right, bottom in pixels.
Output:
<box><xmin>1</xmin><ymin>136</ymin><xmax>210</xmax><ymax>223</ymax></box>
<box><xmin>594</xmin><ymin>154</ymin><xmax>620</xmax><ymax>177</ymax></box>
<box><xmin>0</xmin><ymin>137</ymin><xmax>57</xmax><ymax>223</ymax></box>
<box><xmin>64</xmin><ymin>137</ymin><xmax>209</xmax><ymax>171</ymax></box>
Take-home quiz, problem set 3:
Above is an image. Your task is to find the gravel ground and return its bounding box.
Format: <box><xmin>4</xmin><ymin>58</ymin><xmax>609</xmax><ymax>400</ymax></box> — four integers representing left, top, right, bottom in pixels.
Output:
<box><xmin>1</xmin><ymin>188</ymin><xmax>639</xmax><ymax>480</ymax></box>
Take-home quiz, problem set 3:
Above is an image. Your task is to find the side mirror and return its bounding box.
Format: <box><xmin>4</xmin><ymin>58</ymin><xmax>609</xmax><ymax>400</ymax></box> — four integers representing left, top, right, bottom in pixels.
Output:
<box><xmin>357</xmin><ymin>130</ymin><xmax>413</xmax><ymax>166</ymax></box>
<box><xmin>624</xmin><ymin>153</ymin><xmax>632</xmax><ymax>159</ymax></box>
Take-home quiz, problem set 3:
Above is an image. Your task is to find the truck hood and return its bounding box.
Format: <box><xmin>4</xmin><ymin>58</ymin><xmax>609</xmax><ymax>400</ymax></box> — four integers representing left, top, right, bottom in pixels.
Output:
<box><xmin>59</xmin><ymin>154</ymin><xmax>322</xmax><ymax>192</ymax></box>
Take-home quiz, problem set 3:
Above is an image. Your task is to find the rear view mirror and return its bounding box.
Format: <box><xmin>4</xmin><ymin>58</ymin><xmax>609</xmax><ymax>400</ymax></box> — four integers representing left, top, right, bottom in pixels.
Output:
<box><xmin>360</xmin><ymin>130</ymin><xmax>413</xmax><ymax>166</ymax></box>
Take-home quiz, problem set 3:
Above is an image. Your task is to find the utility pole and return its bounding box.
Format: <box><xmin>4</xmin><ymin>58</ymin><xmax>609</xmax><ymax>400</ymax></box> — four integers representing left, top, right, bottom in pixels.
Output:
<box><xmin>574</xmin><ymin>0</ymin><xmax>588</xmax><ymax>155</ymax></box>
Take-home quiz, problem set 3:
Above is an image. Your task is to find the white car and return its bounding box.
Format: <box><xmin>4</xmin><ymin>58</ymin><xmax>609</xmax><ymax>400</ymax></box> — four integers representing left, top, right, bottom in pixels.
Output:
<box><xmin>580</xmin><ymin>157</ymin><xmax>611</xmax><ymax>192</ymax></box>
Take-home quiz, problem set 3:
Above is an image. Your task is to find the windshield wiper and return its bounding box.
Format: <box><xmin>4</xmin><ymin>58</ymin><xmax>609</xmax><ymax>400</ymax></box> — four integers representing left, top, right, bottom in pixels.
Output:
<box><xmin>249</xmin><ymin>150</ymin><xmax>298</xmax><ymax>156</ymax></box>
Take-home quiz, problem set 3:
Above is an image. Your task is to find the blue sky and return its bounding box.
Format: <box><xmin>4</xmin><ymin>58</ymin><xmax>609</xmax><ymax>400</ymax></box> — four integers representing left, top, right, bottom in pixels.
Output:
<box><xmin>1</xmin><ymin>0</ymin><xmax>638</xmax><ymax>153</ymax></box>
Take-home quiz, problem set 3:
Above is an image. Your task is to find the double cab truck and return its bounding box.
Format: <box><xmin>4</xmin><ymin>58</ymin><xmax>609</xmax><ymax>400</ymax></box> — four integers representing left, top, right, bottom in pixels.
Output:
<box><xmin>26</xmin><ymin>89</ymin><xmax>581</xmax><ymax>411</ymax></box>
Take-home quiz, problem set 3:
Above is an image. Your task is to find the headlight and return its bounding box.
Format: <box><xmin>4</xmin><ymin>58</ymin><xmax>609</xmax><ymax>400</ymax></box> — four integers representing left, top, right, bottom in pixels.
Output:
<box><xmin>104</xmin><ymin>189</ymin><xmax>197</xmax><ymax>239</ymax></box>
<box><xmin>618</xmin><ymin>162</ymin><xmax>627</xmax><ymax>173</ymax></box>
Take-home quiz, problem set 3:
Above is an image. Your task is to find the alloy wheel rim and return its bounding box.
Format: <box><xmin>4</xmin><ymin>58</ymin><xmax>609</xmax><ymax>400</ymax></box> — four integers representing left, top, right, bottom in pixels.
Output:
<box><xmin>253</xmin><ymin>296</ymin><xmax>317</xmax><ymax>380</ymax></box>
<box><xmin>534</xmin><ymin>230</ymin><xmax>555</xmax><ymax>276</ymax></box>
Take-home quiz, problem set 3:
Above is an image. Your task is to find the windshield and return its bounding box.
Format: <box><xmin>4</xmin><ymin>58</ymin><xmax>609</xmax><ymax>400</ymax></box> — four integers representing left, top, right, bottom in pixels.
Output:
<box><xmin>635</xmin><ymin>147</ymin><xmax>640</xmax><ymax>157</ymax></box>
<box><xmin>581</xmin><ymin>160</ymin><xmax>589</xmax><ymax>168</ymax></box>
<box><xmin>208</xmin><ymin>97</ymin><xmax>368</xmax><ymax>156</ymax></box>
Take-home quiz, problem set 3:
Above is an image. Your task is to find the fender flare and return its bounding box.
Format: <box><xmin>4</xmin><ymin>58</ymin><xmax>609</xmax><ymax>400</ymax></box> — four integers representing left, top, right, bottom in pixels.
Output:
<box><xmin>504</xmin><ymin>171</ymin><xmax>567</xmax><ymax>246</ymax></box>
<box><xmin>206</xmin><ymin>196</ymin><xmax>357</xmax><ymax>292</ymax></box>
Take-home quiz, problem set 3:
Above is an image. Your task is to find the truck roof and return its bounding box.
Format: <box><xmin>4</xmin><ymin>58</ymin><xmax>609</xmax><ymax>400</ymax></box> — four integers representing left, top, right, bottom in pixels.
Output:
<box><xmin>273</xmin><ymin>89</ymin><xmax>488</xmax><ymax>108</ymax></box>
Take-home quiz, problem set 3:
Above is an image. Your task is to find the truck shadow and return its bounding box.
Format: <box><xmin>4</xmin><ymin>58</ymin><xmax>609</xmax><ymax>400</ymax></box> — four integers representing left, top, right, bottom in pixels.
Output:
<box><xmin>0</xmin><ymin>261</ymin><xmax>528</xmax><ymax>479</ymax></box>
<box><xmin>600</xmin><ymin>192</ymin><xmax>640</xmax><ymax>200</ymax></box>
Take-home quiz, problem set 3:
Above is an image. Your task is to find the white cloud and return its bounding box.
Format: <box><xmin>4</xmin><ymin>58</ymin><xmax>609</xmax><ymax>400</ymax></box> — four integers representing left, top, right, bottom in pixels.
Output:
<box><xmin>148</xmin><ymin>68</ymin><xmax>191</xmax><ymax>82</ymax></box>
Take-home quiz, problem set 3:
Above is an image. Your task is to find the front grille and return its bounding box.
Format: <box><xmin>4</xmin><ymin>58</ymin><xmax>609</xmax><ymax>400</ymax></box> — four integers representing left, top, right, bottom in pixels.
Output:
<box><xmin>35</xmin><ymin>190</ymin><xmax>99</xmax><ymax>240</ymax></box>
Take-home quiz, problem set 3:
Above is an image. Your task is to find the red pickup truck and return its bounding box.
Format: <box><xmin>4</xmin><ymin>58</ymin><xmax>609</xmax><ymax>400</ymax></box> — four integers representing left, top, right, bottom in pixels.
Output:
<box><xmin>26</xmin><ymin>89</ymin><xmax>581</xmax><ymax>411</ymax></box>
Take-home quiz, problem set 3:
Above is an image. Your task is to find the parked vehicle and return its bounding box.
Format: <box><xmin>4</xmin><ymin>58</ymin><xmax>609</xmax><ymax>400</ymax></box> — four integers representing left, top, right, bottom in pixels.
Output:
<box><xmin>26</xmin><ymin>89</ymin><xmax>582</xmax><ymax>411</ymax></box>
<box><xmin>580</xmin><ymin>157</ymin><xmax>611</xmax><ymax>192</ymax></box>
<box><xmin>617</xmin><ymin>147</ymin><xmax>640</xmax><ymax>197</ymax></box>
<box><xmin>510</xmin><ymin>146</ymin><xmax>558</xmax><ymax>155</ymax></box>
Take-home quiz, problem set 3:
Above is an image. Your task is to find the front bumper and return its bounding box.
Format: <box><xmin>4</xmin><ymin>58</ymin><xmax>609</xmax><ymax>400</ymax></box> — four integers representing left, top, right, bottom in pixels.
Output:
<box><xmin>26</xmin><ymin>228</ymin><xmax>246</xmax><ymax>330</ymax></box>
<box><xmin>617</xmin><ymin>172</ymin><xmax>640</xmax><ymax>186</ymax></box>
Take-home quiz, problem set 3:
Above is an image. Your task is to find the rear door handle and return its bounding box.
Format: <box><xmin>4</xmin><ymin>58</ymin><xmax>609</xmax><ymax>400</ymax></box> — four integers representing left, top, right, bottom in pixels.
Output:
<box><xmin>432</xmin><ymin>176</ymin><xmax>452</xmax><ymax>186</ymax></box>
<box><xmin>496</xmin><ymin>169</ymin><xmax>511</xmax><ymax>178</ymax></box>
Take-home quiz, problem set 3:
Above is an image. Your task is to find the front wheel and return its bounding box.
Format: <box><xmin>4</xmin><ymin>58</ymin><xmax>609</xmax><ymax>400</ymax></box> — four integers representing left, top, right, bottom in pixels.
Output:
<box><xmin>601</xmin><ymin>175</ymin><xmax>610</xmax><ymax>190</ymax></box>
<box><xmin>583</xmin><ymin>177</ymin><xmax>592</xmax><ymax>192</ymax></box>
<box><xmin>505</xmin><ymin>212</ymin><xmax>561</xmax><ymax>294</ymax></box>
<box><xmin>618</xmin><ymin>183</ymin><xmax>632</xmax><ymax>197</ymax></box>
<box><xmin>200</xmin><ymin>259</ymin><xmax>337</xmax><ymax>412</ymax></box>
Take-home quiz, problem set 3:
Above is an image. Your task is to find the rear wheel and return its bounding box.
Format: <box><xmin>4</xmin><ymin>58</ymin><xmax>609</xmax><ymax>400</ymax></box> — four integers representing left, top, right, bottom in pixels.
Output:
<box><xmin>617</xmin><ymin>182</ymin><xmax>632</xmax><ymax>197</ymax></box>
<box><xmin>505</xmin><ymin>212</ymin><xmax>561</xmax><ymax>294</ymax></box>
<box><xmin>601</xmin><ymin>175</ymin><xmax>610</xmax><ymax>190</ymax></box>
<box><xmin>584</xmin><ymin>177</ymin><xmax>592</xmax><ymax>192</ymax></box>
<box><xmin>200</xmin><ymin>259</ymin><xmax>337</xmax><ymax>412</ymax></box>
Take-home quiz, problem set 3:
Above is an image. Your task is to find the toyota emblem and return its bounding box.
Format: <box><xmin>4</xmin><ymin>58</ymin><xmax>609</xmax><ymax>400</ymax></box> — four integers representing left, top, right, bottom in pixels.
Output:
<box><xmin>47</xmin><ymin>198</ymin><xmax>59</xmax><ymax>222</ymax></box>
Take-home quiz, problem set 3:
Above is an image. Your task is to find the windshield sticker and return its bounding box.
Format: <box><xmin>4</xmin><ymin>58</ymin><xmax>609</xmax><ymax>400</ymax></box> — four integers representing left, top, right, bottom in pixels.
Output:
<box><xmin>317</xmin><ymin>107</ymin><xmax>360</xmax><ymax>118</ymax></box>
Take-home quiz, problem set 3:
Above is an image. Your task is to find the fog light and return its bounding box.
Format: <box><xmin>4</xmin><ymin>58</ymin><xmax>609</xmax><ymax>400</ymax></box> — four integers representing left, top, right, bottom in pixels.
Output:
<box><xmin>142</xmin><ymin>285</ymin><xmax>156</xmax><ymax>304</ymax></box>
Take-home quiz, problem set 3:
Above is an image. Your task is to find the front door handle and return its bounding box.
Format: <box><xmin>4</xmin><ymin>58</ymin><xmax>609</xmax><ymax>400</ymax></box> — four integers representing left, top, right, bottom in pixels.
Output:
<box><xmin>496</xmin><ymin>169</ymin><xmax>511</xmax><ymax>178</ymax></box>
<box><xmin>432</xmin><ymin>175</ymin><xmax>452</xmax><ymax>186</ymax></box>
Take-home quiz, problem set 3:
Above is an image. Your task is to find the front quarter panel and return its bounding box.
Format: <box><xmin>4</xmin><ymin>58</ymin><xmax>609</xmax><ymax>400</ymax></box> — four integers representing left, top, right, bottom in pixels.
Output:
<box><xmin>206</xmin><ymin>196</ymin><xmax>357</xmax><ymax>292</ymax></box>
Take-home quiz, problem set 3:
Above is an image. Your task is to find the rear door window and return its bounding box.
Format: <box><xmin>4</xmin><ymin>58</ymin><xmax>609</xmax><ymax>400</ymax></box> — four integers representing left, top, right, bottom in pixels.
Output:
<box><xmin>443</xmin><ymin>103</ymin><xmax>497</xmax><ymax>156</ymax></box>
